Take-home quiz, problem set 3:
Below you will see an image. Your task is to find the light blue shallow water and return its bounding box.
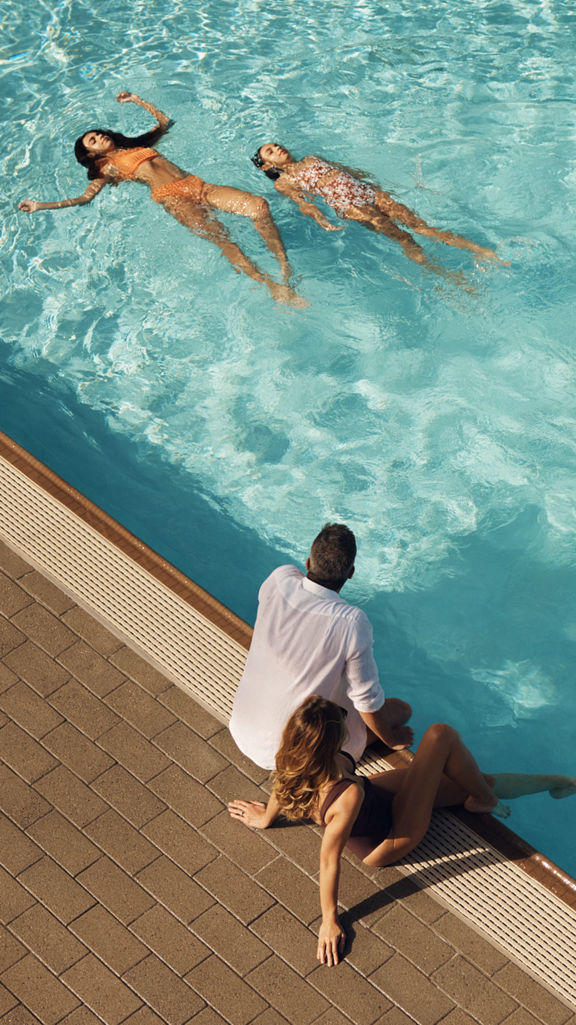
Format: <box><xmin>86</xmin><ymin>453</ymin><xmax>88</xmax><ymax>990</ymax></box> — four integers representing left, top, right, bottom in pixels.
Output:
<box><xmin>2</xmin><ymin>0</ymin><xmax>576</xmax><ymax>873</ymax></box>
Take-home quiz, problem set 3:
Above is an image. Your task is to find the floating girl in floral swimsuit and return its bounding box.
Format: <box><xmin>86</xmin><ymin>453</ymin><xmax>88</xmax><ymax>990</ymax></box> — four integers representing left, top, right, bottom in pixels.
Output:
<box><xmin>252</xmin><ymin>143</ymin><xmax>507</xmax><ymax>282</ymax></box>
<box><xmin>18</xmin><ymin>93</ymin><xmax>303</xmax><ymax>306</ymax></box>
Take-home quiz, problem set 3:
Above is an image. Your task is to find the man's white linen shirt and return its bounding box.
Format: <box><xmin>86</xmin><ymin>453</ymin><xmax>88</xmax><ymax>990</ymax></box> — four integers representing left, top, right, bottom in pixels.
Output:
<box><xmin>229</xmin><ymin>565</ymin><xmax>385</xmax><ymax>770</ymax></box>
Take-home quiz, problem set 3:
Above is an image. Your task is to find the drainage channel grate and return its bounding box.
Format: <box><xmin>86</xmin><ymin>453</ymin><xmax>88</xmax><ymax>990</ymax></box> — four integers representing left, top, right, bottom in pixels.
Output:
<box><xmin>0</xmin><ymin>457</ymin><xmax>245</xmax><ymax>722</ymax></box>
<box><xmin>2</xmin><ymin>452</ymin><xmax>576</xmax><ymax>1010</ymax></box>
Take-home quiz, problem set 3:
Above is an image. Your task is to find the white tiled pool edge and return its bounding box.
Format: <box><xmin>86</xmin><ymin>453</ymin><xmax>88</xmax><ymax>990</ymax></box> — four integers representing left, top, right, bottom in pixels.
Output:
<box><xmin>2</xmin><ymin>441</ymin><xmax>576</xmax><ymax>1010</ymax></box>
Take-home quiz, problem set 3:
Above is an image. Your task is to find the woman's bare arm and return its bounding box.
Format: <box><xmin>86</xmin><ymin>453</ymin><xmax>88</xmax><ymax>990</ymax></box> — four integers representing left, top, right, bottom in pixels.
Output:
<box><xmin>228</xmin><ymin>790</ymin><xmax>281</xmax><ymax>829</ymax></box>
<box><xmin>19</xmin><ymin>177</ymin><xmax>107</xmax><ymax>213</ymax></box>
<box><xmin>317</xmin><ymin>784</ymin><xmax>364</xmax><ymax>965</ymax></box>
<box><xmin>116</xmin><ymin>91</ymin><xmax>172</xmax><ymax>132</ymax></box>
<box><xmin>274</xmin><ymin>178</ymin><xmax>342</xmax><ymax>231</ymax></box>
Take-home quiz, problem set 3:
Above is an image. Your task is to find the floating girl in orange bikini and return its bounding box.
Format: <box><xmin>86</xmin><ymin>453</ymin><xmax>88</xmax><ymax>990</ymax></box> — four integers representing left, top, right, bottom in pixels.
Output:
<box><xmin>19</xmin><ymin>93</ymin><xmax>302</xmax><ymax>306</ymax></box>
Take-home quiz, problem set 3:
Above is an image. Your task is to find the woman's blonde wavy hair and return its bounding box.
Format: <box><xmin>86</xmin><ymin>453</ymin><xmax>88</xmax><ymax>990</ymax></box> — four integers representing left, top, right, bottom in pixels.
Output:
<box><xmin>273</xmin><ymin>695</ymin><xmax>347</xmax><ymax>821</ymax></box>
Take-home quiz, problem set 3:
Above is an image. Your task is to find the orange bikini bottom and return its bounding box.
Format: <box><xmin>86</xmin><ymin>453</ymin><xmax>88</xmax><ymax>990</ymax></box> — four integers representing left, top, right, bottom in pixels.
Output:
<box><xmin>150</xmin><ymin>175</ymin><xmax>205</xmax><ymax>204</ymax></box>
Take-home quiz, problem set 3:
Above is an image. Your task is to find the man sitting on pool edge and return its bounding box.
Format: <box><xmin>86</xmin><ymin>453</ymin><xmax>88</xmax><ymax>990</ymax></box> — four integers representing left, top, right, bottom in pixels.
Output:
<box><xmin>229</xmin><ymin>522</ymin><xmax>413</xmax><ymax>771</ymax></box>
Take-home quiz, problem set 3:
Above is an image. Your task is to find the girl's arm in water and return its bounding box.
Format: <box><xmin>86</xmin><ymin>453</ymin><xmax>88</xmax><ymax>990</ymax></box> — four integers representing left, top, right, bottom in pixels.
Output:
<box><xmin>274</xmin><ymin>176</ymin><xmax>342</xmax><ymax>232</ymax></box>
<box><xmin>19</xmin><ymin>177</ymin><xmax>108</xmax><ymax>213</ymax></box>
<box><xmin>116</xmin><ymin>90</ymin><xmax>172</xmax><ymax>135</ymax></box>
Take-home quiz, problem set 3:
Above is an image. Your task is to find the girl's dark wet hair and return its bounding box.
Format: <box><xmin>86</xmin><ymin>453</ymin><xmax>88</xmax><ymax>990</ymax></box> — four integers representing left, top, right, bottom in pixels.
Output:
<box><xmin>250</xmin><ymin>148</ymin><xmax>281</xmax><ymax>181</ymax></box>
<box><xmin>74</xmin><ymin>125</ymin><xmax>166</xmax><ymax>180</ymax></box>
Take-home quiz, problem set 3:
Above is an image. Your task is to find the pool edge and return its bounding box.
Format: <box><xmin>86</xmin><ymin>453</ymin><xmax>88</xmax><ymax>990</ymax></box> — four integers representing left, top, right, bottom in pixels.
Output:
<box><xmin>1</xmin><ymin>426</ymin><xmax>575</xmax><ymax>913</ymax></box>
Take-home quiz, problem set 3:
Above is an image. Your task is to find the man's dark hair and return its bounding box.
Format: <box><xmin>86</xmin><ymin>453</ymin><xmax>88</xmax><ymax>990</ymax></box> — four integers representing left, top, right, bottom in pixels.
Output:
<box><xmin>308</xmin><ymin>523</ymin><xmax>356</xmax><ymax>588</ymax></box>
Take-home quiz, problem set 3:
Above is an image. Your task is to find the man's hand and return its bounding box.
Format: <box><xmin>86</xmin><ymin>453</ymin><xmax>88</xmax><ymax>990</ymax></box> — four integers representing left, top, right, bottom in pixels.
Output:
<box><xmin>387</xmin><ymin>724</ymin><xmax>414</xmax><ymax>750</ymax></box>
<box><xmin>18</xmin><ymin>200</ymin><xmax>40</xmax><ymax>213</ymax></box>
<box><xmin>361</xmin><ymin>698</ymin><xmax>414</xmax><ymax>751</ymax></box>
<box><xmin>116</xmin><ymin>91</ymin><xmax>138</xmax><ymax>103</ymax></box>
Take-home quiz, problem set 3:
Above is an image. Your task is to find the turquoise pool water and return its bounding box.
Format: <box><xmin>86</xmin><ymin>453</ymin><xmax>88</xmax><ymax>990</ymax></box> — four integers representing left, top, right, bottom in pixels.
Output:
<box><xmin>2</xmin><ymin>0</ymin><xmax>576</xmax><ymax>874</ymax></box>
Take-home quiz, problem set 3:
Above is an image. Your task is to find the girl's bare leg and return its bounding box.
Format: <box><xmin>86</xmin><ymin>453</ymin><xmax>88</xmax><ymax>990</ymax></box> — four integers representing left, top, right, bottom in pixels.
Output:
<box><xmin>348</xmin><ymin>205</ymin><xmax>471</xmax><ymax>289</ymax></box>
<box><xmin>363</xmin><ymin>724</ymin><xmax>497</xmax><ymax>866</ymax></box>
<box><xmin>374</xmin><ymin>191</ymin><xmax>504</xmax><ymax>262</ymax></box>
<box><xmin>160</xmin><ymin>196</ymin><xmax>298</xmax><ymax>305</ymax></box>
<box><xmin>202</xmin><ymin>184</ymin><xmax>294</xmax><ymax>286</ymax></box>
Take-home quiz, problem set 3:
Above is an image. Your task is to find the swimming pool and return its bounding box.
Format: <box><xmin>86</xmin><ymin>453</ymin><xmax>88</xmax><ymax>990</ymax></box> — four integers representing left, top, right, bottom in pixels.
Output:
<box><xmin>3</xmin><ymin>0</ymin><xmax>576</xmax><ymax>874</ymax></box>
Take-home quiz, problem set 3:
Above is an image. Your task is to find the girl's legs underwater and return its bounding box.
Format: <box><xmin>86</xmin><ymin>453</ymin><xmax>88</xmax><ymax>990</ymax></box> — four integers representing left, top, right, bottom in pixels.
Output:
<box><xmin>202</xmin><ymin>184</ymin><xmax>294</xmax><ymax>287</ymax></box>
<box><xmin>346</xmin><ymin>204</ymin><xmax>471</xmax><ymax>289</ymax></box>
<box><xmin>374</xmin><ymin>191</ymin><xmax>504</xmax><ymax>262</ymax></box>
<box><xmin>160</xmin><ymin>195</ymin><xmax>302</xmax><ymax>305</ymax></box>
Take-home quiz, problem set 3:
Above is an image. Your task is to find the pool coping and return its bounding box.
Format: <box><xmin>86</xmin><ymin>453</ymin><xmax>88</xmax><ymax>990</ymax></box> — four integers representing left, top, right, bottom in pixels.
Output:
<box><xmin>2</xmin><ymin>427</ymin><xmax>576</xmax><ymax>1011</ymax></box>
<box><xmin>1</xmin><ymin>428</ymin><xmax>574</xmax><ymax>909</ymax></box>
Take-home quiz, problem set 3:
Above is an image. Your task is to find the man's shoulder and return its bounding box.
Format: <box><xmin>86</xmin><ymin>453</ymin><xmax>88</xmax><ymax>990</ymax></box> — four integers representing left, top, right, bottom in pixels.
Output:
<box><xmin>259</xmin><ymin>563</ymin><xmax>302</xmax><ymax>596</ymax></box>
<box><xmin>267</xmin><ymin>564</ymin><xmax>303</xmax><ymax>584</ymax></box>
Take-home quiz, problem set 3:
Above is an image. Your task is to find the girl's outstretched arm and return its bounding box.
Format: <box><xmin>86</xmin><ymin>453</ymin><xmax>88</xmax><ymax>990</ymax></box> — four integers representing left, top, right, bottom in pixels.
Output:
<box><xmin>116</xmin><ymin>91</ymin><xmax>172</xmax><ymax>133</ymax></box>
<box><xmin>274</xmin><ymin>178</ymin><xmax>342</xmax><ymax>232</ymax></box>
<box><xmin>19</xmin><ymin>177</ymin><xmax>107</xmax><ymax>213</ymax></box>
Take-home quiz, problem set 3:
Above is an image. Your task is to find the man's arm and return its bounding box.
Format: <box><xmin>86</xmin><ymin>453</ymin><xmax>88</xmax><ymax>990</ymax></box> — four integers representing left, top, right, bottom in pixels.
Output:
<box><xmin>361</xmin><ymin>699</ymin><xmax>413</xmax><ymax>750</ymax></box>
<box><xmin>345</xmin><ymin>613</ymin><xmax>413</xmax><ymax>750</ymax></box>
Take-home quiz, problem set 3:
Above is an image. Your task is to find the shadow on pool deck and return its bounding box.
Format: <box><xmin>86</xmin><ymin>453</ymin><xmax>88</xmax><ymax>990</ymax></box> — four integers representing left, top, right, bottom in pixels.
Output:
<box><xmin>1</xmin><ymin>537</ymin><xmax>575</xmax><ymax>1025</ymax></box>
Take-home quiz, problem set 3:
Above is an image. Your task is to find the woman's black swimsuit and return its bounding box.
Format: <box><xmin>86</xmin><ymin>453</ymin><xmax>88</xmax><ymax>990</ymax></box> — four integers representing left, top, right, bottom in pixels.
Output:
<box><xmin>318</xmin><ymin>752</ymin><xmax>394</xmax><ymax>860</ymax></box>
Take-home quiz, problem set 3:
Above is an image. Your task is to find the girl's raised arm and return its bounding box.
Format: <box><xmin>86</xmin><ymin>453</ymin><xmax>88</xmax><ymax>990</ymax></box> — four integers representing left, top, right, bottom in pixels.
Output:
<box><xmin>116</xmin><ymin>91</ymin><xmax>172</xmax><ymax>133</ymax></box>
<box><xmin>19</xmin><ymin>177</ymin><xmax>107</xmax><ymax>214</ymax></box>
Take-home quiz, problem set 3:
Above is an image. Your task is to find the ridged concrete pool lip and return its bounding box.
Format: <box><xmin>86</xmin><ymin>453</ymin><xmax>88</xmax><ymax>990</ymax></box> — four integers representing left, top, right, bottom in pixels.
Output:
<box><xmin>1</xmin><ymin>427</ymin><xmax>576</xmax><ymax>1009</ymax></box>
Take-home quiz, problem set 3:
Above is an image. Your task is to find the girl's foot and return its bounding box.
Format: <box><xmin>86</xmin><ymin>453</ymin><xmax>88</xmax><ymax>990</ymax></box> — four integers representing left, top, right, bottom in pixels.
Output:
<box><xmin>269</xmin><ymin>281</ymin><xmax>309</xmax><ymax>307</ymax></box>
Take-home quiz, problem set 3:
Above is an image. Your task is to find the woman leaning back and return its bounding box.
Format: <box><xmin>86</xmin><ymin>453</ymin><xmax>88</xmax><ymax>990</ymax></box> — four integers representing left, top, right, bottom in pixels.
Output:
<box><xmin>19</xmin><ymin>93</ymin><xmax>303</xmax><ymax>306</ymax></box>
<box><xmin>229</xmin><ymin>694</ymin><xmax>576</xmax><ymax>966</ymax></box>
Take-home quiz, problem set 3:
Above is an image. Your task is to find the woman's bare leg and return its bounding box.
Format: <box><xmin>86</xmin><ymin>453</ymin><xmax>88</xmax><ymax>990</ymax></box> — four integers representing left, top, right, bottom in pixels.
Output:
<box><xmin>363</xmin><ymin>723</ymin><xmax>497</xmax><ymax>866</ymax></box>
<box><xmin>202</xmin><ymin>184</ymin><xmax>294</xmax><ymax>285</ymax></box>
<box><xmin>492</xmin><ymin>774</ymin><xmax>576</xmax><ymax>800</ymax></box>
<box><xmin>374</xmin><ymin>191</ymin><xmax>504</xmax><ymax>262</ymax></box>
<box><xmin>367</xmin><ymin>766</ymin><xmax>495</xmax><ymax>809</ymax></box>
<box><xmin>160</xmin><ymin>196</ymin><xmax>298</xmax><ymax>304</ymax></box>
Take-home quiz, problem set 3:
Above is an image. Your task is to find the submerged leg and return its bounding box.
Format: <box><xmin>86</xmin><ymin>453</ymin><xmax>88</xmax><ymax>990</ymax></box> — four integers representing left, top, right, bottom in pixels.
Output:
<box><xmin>492</xmin><ymin>773</ymin><xmax>576</xmax><ymax>800</ymax></box>
<box><xmin>374</xmin><ymin>191</ymin><xmax>505</xmax><ymax>262</ymax></box>
<box><xmin>202</xmin><ymin>184</ymin><xmax>295</xmax><ymax>286</ymax></box>
<box><xmin>348</xmin><ymin>205</ymin><xmax>471</xmax><ymax>289</ymax></box>
<box><xmin>160</xmin><ymin>196</ymin><xmax>300</xmax><ymax>305</ymax></box>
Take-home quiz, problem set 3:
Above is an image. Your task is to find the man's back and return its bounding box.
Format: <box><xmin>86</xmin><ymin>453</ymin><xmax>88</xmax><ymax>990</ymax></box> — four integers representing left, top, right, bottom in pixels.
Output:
<box><xmin>230</xmin><ymin>565</ymin><xmax>384</xmax><ymax>769</ymax></box>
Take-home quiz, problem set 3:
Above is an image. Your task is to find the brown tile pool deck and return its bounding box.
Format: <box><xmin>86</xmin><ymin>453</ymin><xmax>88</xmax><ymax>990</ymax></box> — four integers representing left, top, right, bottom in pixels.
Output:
<box><xmin>1</xmin><ymin>430</ymin><xmax>576</xmax><ymax>1024</ymax></box>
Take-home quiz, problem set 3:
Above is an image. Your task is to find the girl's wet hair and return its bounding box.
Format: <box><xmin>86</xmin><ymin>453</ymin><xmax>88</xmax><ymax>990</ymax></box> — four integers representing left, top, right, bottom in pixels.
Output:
<box><xmin>74</xmin><ymin>125</ymin><xmax>166</xmax><ymax>180</ymax></box>
<box><xmin>250</xmin><ymin>148</ymin><xmax>281</xmax><ymax>181</ymax></box>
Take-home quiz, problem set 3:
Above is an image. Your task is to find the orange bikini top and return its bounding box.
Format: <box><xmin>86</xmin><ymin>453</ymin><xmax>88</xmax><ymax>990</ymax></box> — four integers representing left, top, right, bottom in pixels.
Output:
<box><xmin>99</xmin><ymin>147</ymin><xmax>158</xmax><ymax>180</ymax></box>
